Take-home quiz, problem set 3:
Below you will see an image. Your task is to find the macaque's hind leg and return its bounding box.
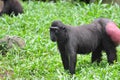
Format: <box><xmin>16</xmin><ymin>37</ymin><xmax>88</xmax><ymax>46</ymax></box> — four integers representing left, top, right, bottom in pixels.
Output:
<box><xmin>103</xmin><ymin>38</ymin><xmax>117</xmax><ymax>64</ymax></box>
<box><xmin>92</xmin><ymin>46</ymin><xmax>102</xmax><ymax>63</ymax></box>
<box><xmin>105</xmin><ymin>48</ymin><xmax>117</xmax><ymax>64</ymax></box>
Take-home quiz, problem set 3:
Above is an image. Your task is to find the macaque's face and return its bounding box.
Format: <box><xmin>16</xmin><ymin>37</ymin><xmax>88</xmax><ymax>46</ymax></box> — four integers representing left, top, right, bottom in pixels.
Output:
<box><xmin>50</xmin><ymin>21</ymin><xmax>67</xmax><ymax>42</ymax></box>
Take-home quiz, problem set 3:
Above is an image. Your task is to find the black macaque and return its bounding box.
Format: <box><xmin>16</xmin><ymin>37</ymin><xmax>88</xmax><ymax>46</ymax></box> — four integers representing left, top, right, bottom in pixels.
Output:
<box><xmin>0</xmin><ymin>0</ymin><xmax>23</xmax><ymax>16</ymax></box>
<box><xmin>50</xmin><ymin>18</ymin><xmax>118</xmax><ymax>74</ymax></box>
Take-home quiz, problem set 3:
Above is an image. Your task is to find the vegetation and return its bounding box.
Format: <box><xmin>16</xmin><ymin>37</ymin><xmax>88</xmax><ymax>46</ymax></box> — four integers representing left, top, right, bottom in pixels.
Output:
<box><xmin>0</xmin><ymin>1</ymin><xmax>120</xmax><ymax>79</ymax></box>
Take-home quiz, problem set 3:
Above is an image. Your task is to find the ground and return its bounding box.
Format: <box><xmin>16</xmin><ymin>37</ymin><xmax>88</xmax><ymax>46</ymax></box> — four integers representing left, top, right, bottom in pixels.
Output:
<box><xmin>0</xmin><ymin>1</ymin><xmax>120</xmax><ymax>79</ymax></box>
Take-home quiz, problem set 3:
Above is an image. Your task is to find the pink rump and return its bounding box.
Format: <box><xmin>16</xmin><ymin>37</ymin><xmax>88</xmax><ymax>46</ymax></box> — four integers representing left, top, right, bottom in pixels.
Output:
<box><xmin>106</xmin><ymin>22</ymin><xmax>120</xmax><ymax>44</ymax></box>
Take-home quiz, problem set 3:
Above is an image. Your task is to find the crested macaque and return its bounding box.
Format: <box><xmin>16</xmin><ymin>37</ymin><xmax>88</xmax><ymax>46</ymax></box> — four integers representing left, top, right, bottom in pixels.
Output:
<box><xmin>50</xmin><ymin>18</ymin><xmax>119</xmax><ymax>74</ymax></box>
<box><xmin>0</xmin><ymin>35</ymin><xmax>25</xmax><ymax>55</ymax></box>
<box><xmin>0</xmin><ymin>0</ymin><xmax>23</xmax><ymax>16</ymax></box>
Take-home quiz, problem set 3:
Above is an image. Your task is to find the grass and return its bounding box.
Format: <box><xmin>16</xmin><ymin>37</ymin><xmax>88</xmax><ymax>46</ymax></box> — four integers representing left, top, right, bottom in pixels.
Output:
<box><xmin>0</xmin><ymin>1</ymin><xmax>120</xmax><ymax>79</ymax></box>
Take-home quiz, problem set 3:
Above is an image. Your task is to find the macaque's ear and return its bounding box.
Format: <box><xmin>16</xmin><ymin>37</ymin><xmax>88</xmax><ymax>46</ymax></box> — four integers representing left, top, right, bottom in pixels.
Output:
<box><xmin>61</xmin><ymin>27</ymin><xmax>67</xmax><ymax>32</ymax></box>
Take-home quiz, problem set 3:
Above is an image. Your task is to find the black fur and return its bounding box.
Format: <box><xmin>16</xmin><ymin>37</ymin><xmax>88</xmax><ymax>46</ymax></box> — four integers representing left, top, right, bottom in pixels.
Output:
<box><xmin>50</xmin><ymin>18</ymin><xmax>117</xmax><ymax>74</ymax></box>
<box><xmin>0</xmin><ymin>0</ymin><xmax>23</xmax><ymax>16</ymax></box>
<box><xmin>81</xmin><ymin>0</ymin><xmax>90</xmax><ymax>3</ymax></box>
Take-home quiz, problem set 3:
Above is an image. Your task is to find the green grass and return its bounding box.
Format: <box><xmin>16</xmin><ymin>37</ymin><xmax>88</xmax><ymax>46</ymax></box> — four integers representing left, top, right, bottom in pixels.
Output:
<box><xmin>0</xmin><ymin>1</ymin><xmax>120</xmax><ymax>79</ymax></box>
